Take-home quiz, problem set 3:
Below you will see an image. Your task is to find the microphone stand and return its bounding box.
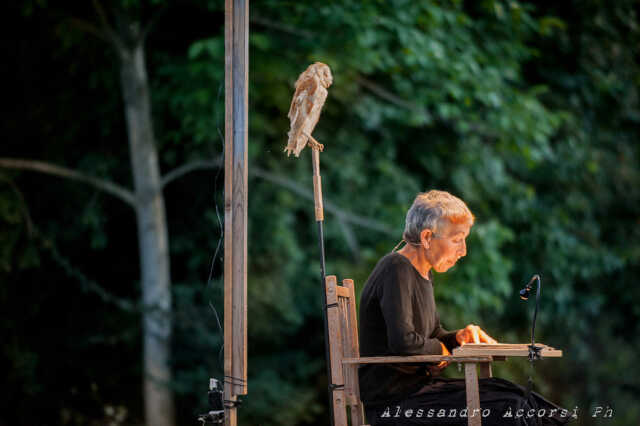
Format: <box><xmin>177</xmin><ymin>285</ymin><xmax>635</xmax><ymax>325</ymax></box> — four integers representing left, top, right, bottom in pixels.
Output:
<box><xmin>520</xmin><ymin>274</ymin><xmax>542</xmax><ymax>399</ymax></box>
<box><xmin>521</xmin><ymin>274</ymin><xmax>542</xmax><ymax>361</ymax></box>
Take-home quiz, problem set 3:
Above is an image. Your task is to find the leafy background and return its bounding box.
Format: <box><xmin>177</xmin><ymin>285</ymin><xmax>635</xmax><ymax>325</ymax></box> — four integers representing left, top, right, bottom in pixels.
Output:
<box><xmin>1</xmin><ymin>0</ymin><xmax>638</xmax><ymax>425</ymax></box>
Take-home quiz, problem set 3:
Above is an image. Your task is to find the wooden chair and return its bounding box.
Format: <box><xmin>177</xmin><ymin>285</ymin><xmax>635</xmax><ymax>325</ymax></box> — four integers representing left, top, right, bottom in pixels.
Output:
<box><xmin>325</xmin><ymin>275</ymin><xmax>494</xmax><ymax>426</ymax></box>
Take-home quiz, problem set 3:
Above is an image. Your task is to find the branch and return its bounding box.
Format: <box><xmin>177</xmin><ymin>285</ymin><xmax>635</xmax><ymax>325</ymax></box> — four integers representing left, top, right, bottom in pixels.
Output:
<box><xmin>356</xmin><ymin>76</ymin><xmax>428</xmax><ymax>114</ymax></box>
<box><xmin>335</xmin><ymin>215</ymin><xmax>361</xmax><ymax>262</ymax></box>
<box><xmin>356</xmin><ymin>77</ymin><xmax>502</xmax><ymax>139</ymax></box>
<box><xmin>140</xmin><ymin>5</ymin><xmax>168</xmax><ymax>44</ymax></box>
<box><xmin>161</xmin><ymin>159</ymin><xmax>222</xmax><ymax>187</ymax></box>
<box><xmin>67</xmin><ymin>10</ymin><xmax>126</xmax><ymax>55</ymax></box>
<box><xmin>67</xmin><ymin>18</ymin><xmax>112</xmax><ymax>44</ymax></box>
<box><xmin>1</xmin><ymin>176</ymin><xmax>35</xmax><ymax>237</ymax></box>
<box><xmin>163</xmin><ymin>158</ymin><xmax>396</xmax><ymax>237</ymax></box>
<box><xmin>91</xmin><ymin>0</ymin><xmax>127</xmax><ymax>53</ymax></box>
<box><xmin>251</xmin><ymin>166</ymin><xmax>395</xmax><ymax>235</ymax></box>
<box><xmin>48</xmin><ymin>236</ymin><xmax>137</xmax><ymax>312</ymax></box>
<box><xmin>250</xmin><ymin>16</ymin><xmax>314</xmax><ymax>39</ymax></box>
<box><xmin>0</xmin><ymin>158</ymin><xmax>135</xmax><ymax>207</ymax></box>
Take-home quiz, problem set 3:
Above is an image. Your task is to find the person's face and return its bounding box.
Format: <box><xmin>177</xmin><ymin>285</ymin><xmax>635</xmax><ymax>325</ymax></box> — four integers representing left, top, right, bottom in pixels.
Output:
<box><xmin>421</xmin><ymin>221</ymin><xmax>471</xmax><ymax>273</ymax></box>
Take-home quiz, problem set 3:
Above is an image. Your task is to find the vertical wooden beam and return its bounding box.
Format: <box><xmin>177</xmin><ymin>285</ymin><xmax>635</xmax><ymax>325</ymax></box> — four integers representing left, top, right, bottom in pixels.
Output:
<box><xmin>464</xmin><ymin>363</ymin><xmax>482</xmax><ymax>426</ymax></box>
<box><xmin>223</xmin><ymin>0</ymin><xmax>234</xmax><ymax>419</ymax></box>
<box><xmin>342</xmin><ymin>279</ymin><xmax>365</xmax><ymax>426</ymax></box>
<box><xmin>325</xmin><ymin>276</ymin><xmax>347</xmax><ymax>426</ymax></box>
<box><xmin>232</xmin><ymin>0</ymin><xmax>249</xmax><ymax>398</ymax></box>
<box><xmin>225</xmin><ymin>0</ymin><xmax>248</xmax><ymax>425</ymax></box>
<box><xmin>325</xmin><ymin>276</ymin><xmax>344</xmax><ymax>387</ymax></box>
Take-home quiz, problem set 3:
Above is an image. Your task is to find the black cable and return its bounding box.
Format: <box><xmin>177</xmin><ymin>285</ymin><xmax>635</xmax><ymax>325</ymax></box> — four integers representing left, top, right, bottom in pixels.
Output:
<box><xmin>205</xmin><ymin>81</ymin><xmax>226</xmax><ymax>374</ymax></box>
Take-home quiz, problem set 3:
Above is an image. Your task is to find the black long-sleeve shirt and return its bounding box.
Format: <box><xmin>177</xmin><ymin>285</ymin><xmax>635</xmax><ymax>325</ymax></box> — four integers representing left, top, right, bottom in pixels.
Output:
<box><xmin>358</xmin><ymin>252</ymin><xmax>460</xmax><ymax>404</ymax></box>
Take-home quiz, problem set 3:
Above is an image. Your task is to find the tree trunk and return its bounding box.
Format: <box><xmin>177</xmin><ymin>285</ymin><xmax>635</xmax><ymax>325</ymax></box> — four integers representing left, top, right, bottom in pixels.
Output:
<box><xmin>119</xmin><ymin>39</ymin><xmax>175</xmax><ymax>426</ymax></box>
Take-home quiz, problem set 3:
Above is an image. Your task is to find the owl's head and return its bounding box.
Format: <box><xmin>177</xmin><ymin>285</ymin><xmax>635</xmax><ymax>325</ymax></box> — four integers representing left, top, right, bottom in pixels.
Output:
<box><xmin>294</xmin><ymin>62</ymin><xmax>333</xmax><ymax>91</ymax></box>
<box><xmin>313</xmin><ymin>62</ymin><xmax>333</xmax><ymax>88</ymax></box>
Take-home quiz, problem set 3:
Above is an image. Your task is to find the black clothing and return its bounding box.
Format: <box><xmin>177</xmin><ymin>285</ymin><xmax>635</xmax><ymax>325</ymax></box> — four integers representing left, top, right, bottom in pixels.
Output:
<box><xmin>358</xmin><ymin>252</ymin><xmax>460</xmax><ymax>404</ymax></box>
<box><xmin>358</xmin><ymin>252</ymin><xmax>573</xmax><ymax>425</ymax></box>
<box><xmin>365</xmin><ymin>377</ymin><xmax>576</xmax><ymax>425</ymax></box>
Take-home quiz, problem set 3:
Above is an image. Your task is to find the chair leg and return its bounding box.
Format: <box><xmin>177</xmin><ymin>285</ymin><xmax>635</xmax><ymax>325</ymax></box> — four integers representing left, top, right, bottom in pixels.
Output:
<box><xmin>464</xmin><ymin>362</ymin><xmax>482</xmax><ymax>426</ymax></box>
<box><xmin>332</xmin><ymin>389</ymin><xmax>348</xmax><ymax>426</ymax></box>
<box><xmin>350</xmin><ymin>403</ymin><xmax>365</xmax><ymax>426</ymax></box>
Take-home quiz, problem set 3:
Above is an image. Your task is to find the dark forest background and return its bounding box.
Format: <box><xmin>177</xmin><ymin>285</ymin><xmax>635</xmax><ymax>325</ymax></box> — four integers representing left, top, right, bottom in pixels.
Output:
<box><xmin>1</xmin><ymin>1</ymin><xmax>639</xmax><ymax>425</ymax></box>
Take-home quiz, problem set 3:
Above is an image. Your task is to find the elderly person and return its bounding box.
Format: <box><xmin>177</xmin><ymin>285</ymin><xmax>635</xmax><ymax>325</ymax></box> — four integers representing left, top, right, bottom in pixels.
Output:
<box><xmin>358</xmin><ymin>190</ymin><xmax>572</xmax><ymax>425</ymax></box>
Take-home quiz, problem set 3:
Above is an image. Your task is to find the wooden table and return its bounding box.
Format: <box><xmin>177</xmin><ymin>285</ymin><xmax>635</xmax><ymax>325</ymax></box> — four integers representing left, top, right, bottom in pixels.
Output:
<box><xmin>450</xmin><ymin>343</ymin><xmax>563</xmax><ymax>426</ymax></box>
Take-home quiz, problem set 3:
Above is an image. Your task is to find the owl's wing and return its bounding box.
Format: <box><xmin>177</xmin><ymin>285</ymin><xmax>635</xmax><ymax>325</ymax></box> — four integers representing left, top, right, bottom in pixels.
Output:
<box><xmin>288</xmin><ymin>77</ymin><xmax>318</xmax><ymax>120</ymax></box>
<box><xmin>285</xmin><ymin>77</ymin><xmax>319</xmax><ymax>156</ymax></box>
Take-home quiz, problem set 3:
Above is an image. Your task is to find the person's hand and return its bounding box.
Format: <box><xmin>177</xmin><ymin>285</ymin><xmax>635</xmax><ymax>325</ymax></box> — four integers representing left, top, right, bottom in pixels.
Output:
<box><xmin>435</xmin><ymin>342</ymin><xmax>450</xmax><ymax>369</ymax></box>
<box><xmin>456</xmin><ymin>324</ymin><xmax>498</xmax><ymax>346</ymax></box>
<box><xmin>427</xmin><ymin>342</ymin><xmax>450</xmax><ymax>376</ymax></box>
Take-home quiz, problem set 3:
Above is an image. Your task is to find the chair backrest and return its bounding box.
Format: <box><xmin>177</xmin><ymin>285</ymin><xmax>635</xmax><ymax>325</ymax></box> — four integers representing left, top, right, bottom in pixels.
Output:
<box><xmin>325</xmin><ymin>275</ymin><xmax>366</xmax><ymax>426</ymax></box>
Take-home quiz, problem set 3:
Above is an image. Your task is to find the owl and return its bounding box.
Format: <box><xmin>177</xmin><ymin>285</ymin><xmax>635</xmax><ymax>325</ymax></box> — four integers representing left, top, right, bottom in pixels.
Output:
<box><xmin>285</xmin><ymin>62</ymin><xmax>333</xmax><ymax>157</ymax></box>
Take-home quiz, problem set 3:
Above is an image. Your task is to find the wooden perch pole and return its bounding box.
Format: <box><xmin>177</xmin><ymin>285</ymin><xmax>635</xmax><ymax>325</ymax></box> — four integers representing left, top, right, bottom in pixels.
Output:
<box><xmin>224</xmin><ymin>0</ymin><xmax>248</xmax><ymax>425</ymax></box>
<box><xmin>309</xmin><ymin>135</ymin><xmax>324</xmax><ymax>222</ymax></box>
<box><xmin>284</xmin><ymin>62</ymin><xmax>334</xmax><ymax>425</ymax></box>
<box><xmin>309</xmin><ymin>138</ymin><xmax>333</xmax><ymax>426</ymax></box>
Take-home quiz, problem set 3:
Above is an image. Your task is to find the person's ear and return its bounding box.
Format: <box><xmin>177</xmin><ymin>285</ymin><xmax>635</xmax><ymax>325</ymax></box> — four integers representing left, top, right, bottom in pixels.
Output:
<box><xmin>420</xmin><ymin>229</ymin><xmax>433</xmax><ymax>249</ymax></box>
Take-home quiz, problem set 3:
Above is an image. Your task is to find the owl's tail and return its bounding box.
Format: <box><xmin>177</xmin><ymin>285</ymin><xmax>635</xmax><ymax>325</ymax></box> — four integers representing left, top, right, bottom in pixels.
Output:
<box><xmin>284</xmin><ymin>129</ymin><xmax>307</xmax><ymax>157</ymax></box>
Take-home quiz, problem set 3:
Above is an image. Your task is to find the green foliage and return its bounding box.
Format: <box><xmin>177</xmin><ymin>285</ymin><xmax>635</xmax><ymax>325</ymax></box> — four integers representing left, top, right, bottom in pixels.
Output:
<box><xmin>2</xmin><ymin>0</ymin><xmax>639</xmax><ymax>424</ymax></box>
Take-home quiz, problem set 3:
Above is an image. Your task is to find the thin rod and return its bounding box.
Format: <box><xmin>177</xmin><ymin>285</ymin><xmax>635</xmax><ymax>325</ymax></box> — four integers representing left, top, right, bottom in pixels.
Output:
<box><xmin>317</xmin><ymin>220</ymin><xmax>335</xmax><ymax>426</ymax></box>
<box><xmin>531</xmin><ymin>275</ymin><xmax>541</xmax><ymax>347</ymax></box>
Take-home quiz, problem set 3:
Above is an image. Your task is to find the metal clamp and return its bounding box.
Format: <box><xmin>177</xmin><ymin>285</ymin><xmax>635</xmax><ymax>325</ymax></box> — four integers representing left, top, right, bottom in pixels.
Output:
<box><xmin>528</xmin><ymin>344</ymin><xmax>542</xmax><ymax>362</ymax></box>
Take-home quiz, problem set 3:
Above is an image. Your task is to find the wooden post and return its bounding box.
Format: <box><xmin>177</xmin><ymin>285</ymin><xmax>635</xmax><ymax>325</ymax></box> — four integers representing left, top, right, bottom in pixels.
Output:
<box><xmin>224</xmin><ymin>1</ymin><xmax>248</xmax><ymax>425</ymax></box>
<box><xmin>464</xmin><ymin>363</ymin><xmax>482</xmax><ymax>426</ymax></box>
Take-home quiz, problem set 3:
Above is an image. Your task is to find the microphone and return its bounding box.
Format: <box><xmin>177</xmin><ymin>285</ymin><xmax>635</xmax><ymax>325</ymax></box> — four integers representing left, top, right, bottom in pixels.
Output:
<box><xmin>519</xmin><ymin>275</ymin><xmax>540</xmax><ymax>300</ymax></box>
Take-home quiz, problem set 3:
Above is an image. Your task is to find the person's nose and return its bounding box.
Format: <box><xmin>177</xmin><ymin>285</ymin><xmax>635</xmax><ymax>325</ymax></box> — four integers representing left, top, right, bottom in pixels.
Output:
<box><xmin>459</xmin><ymin>240</ymin><xmax>467</xmax><ymax>257</ymax></box>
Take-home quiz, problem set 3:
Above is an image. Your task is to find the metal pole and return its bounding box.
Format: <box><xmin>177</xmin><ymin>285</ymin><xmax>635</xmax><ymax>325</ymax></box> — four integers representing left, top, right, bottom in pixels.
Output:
<box><xmin>311</xmin><ymin>147</ymin><xmax>335</xmax><ymax>426</ymax></box>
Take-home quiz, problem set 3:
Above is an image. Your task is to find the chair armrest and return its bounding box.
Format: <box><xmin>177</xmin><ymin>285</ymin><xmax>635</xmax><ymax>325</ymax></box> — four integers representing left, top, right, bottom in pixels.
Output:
<box><xmin>342</xmin><ymin>355</ymin><xmax>493</xmax><ymax>365</ymax></box>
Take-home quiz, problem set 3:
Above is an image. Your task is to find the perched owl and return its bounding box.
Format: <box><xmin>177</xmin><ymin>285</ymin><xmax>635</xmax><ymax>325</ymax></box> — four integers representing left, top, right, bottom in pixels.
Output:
<box><xmin>285</xmin><ymin>62</ymin><xmax>333</xmax><ymax>157</ymax></box>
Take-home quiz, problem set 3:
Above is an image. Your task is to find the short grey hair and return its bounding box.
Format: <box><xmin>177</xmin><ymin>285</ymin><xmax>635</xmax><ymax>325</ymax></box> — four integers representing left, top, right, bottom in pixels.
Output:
<box><xmin>403</xmin><ymin>190</ymin><xmax>474</xmax><ymax>244</ymax></box>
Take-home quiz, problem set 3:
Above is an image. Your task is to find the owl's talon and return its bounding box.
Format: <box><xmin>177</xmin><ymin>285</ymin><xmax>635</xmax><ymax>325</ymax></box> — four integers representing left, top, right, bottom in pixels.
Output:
<box><xmin>307</xmin><ymin>140</ymin><xmax>324</xmax><ymax>152</ymax></box>
<box><xmin>304</xmin><ymin>133</ymin><xmax>324</xmax><ymax>151</ymax></box>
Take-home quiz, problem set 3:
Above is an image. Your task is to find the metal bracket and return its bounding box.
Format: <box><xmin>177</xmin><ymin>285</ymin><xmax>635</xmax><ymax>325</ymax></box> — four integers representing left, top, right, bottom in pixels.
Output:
<box><xmin>528</xmin><ymin>344</ymin><xmax>542</xmax><ymax>362</ymax></box>
<box><xmin>224</xmin><ymin>399</ymin><xmax>243</xmax><ymax>409</ymax></box>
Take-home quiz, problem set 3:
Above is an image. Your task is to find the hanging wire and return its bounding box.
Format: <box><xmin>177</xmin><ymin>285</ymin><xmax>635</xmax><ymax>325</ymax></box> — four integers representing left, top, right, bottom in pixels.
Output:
<box><xmin>205</xmin><ymin>80</ymin><xmax>227</xmax><ymax>373</ymax></box>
